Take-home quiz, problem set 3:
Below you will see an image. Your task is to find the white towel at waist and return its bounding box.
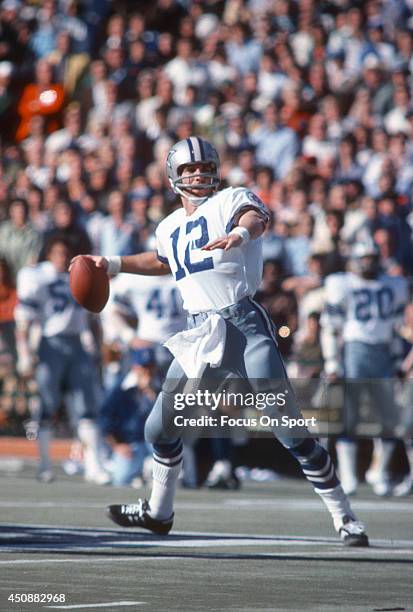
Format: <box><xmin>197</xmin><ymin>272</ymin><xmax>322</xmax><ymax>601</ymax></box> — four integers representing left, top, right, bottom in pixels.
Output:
<box><xmin>164</xmin><ymin>313</ymin><xmax>227</xmax><ymax>378</ymax></box>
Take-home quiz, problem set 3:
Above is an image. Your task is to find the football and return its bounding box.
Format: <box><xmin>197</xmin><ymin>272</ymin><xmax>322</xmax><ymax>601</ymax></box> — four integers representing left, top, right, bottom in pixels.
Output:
<box><xmin>69</xmin><ymin>256</ymin><xmax>110</xmax><ymax>313</ymax></box>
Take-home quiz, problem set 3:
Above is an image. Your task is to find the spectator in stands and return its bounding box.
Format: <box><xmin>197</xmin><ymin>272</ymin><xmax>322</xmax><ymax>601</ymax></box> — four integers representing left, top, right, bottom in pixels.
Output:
<box><xmin>0</xmin><ymin>199</ymin><xmax>41</xmax><ymax>279</ymax></box>
<box><xmin>99</xmin><ymin>190</ymin><xmax>138</xmax><ymax>256</ymax></box>
<box><xmin>45</xmin><ymin>103</ymin><xmax>83</xmax><ymax>154</ymax></box>
<box><xmin>16</xmin><ymin>59</ymin><xmax>65</xmax><ymax>142</ymax></box>
<box><xmin>285</xmin><ymin>213</ymin><xmax>313</xmax><ymax>277</ymax></box>
<box><xmin>29</xmin><ymin>0</ymin><xmax>60</xmax><ymax>59</ymax></box>
<box><xmin>225</xmin><ymin>22</ymin><xmax>262</xmax><ymax>76</ymax></box>
<box><xmin>40</xmin><ymin>200</ymin><xmax>91</xmax><ymax>260</ymax></box>
<box><xmin>47</xmin><ymin>30</ymin><xmax>89</xmax><ymax>97</ymax></box>
<box><xmin>251</xmin><ymin>101</ymin><xmax>300</xmax><ymax>180</ymax></box>
<box><xmin>0</xmin><ymin>61</ymin><xmax>16</xmax><ymax>141</ymax></box>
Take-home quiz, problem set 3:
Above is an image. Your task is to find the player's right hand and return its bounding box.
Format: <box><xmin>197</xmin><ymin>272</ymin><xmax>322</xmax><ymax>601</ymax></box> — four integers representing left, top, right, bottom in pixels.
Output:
<box><xmin>202</xmin><ymin>233</ymin><xmax>243</xmax><ymax>251</ymax></box>
<box><xmin>68</xmin><ymin>255</ymin><xmax>108</xmax><ymax>273</ymax></box>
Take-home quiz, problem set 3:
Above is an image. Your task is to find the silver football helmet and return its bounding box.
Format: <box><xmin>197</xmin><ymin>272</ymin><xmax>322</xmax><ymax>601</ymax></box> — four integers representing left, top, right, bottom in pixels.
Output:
<box><xmin>351</xmin><ymin>239</ymin><xmax>380</xmax><ymax>278</ymax></box>
<box><xmin>166</xmin><ymin>137</ymin><xmax>220</xmax><ymax>206</ymax></box>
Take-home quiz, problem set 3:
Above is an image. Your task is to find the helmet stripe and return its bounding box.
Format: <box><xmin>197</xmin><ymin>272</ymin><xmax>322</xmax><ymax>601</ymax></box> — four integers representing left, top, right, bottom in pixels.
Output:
<box><xmin>191</xmin><ymin>136</ymin><xmax>201</xmax><ymax>160</ymax></box>
<box><xmin>186</xmin><ymin>138</ymin><xmax>195</xmax><ymax>162</ymax></box>
<box><xmin>197</xmin><ymin>137</ymin><xmax>205</xmax><ymax>160</ymax></box>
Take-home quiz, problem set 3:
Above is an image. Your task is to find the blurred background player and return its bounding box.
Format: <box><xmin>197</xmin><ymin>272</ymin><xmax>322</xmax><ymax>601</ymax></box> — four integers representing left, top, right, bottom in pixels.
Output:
<box><xmin>100</xmin><ymin>345</ymin><xmax>157</xmax><ymax>487</ymax></box>
<box><xmin>102</xmin><ymin>263</ymin><xmax>186</xmax><ymax>379</ymax></box>
<box><xmin>14</xmin><ymin>237</ymin><xmax>107</xmax><ymax>484</ymax></box>
<box><xmin>321</xmin><ymin>241</ymin><xmax>408</xmax><ymax>495</ymax></box>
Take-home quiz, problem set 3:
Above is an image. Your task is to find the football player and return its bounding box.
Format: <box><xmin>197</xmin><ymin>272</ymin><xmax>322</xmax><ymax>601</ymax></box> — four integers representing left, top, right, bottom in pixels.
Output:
<box><xmin>15</xmin><ymin>237</ymin><xmax>108</xmax><ymax>484</ymax></box>
<box><xmin>72</xmin><ymin>137</ymin><xmax>368</xmax><ymax>546</ymax></box>
<box><xmin>102</xmin><ymin>270</ymin><xmax>186</xmax><ymax>374</ymax></box>
<box><xmin>321</xmin><ymin>241</ymin><xmax>408</xmax><ymax>495</ymax></box>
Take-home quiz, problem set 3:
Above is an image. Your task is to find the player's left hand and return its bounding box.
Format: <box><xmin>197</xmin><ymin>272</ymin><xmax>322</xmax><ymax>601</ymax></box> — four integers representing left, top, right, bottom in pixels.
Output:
<box><xmin>202</xmin><ymin>233</ymin><xmax>242</xmax><ymax>251</ymax></box>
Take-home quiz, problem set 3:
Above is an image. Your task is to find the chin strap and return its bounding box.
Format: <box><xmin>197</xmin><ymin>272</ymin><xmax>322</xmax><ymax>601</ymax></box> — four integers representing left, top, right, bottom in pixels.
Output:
<box><xmin>174</xmin><ymin>185</ymin><xmax>216</xmax><ymax>206</ymax></box>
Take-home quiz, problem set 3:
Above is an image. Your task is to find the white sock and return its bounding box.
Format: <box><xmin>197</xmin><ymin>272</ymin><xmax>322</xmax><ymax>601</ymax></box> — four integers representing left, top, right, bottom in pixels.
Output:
<box><xmin>77</xmin><ymin>419</ymin><xmax>105</xmax><ymax>480</ymax></box>
<box><xmin>207</xmin><ymin>459</ymin><xmax>231</xmax><ymax>482</ymax></box>
<box><xmin>149</xmin><ymin>459</ymin><xmax>182</xmax><ymax>520</ymax></box>
<box><xmin>335</xmin><ymin>440</ymin><xmax>358</xmax><ymax>492</ymax></box>
<box><xmin>315</xmin><ymin>484</ymin><xmax>357</xmax><ymax>532</ymax></box>
<box><xmin>369</xmin><ymin>438</ymin><xmax>396</xmax><ymax>479</ymax></box>
<box><xmin>38</xmin><ymin>426</ymin><xmax>52</xmax><ymax>473</ymax></box>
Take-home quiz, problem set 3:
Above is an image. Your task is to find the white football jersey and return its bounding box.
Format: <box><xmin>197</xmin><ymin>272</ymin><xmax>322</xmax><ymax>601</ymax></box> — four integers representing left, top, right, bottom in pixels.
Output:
<box><xmin>107</xmin><ymin>273</ymin><xmax>186</xmax><ymax>343</ymax></box>
<box><xmin>322</xmin><ymin>271</ymin><xmax>408</xmax><ymax>344</ymax></box>
<box><xmin>15</xmin><ymin>262</ymin><xmax>88</xmax><ymax>337</ymax></box>
<box><xmin>155</xmin><ymin>187</ymin><xmax>269</xmax><ymax>313</ymax></box>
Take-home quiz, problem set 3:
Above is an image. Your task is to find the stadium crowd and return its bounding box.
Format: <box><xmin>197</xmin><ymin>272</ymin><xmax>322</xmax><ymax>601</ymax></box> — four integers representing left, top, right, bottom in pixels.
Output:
<box><xmin>1</xmin><ymin>0</ymin><xmax>413</xmax><ymax>490</ymax></box>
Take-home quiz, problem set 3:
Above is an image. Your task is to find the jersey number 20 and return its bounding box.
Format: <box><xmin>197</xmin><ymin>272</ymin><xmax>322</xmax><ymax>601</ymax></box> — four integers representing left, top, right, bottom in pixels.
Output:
<box><xmin>353</xmin><ymin>287</ymin><xmax>394</xmax><ymax>321</ymax></box>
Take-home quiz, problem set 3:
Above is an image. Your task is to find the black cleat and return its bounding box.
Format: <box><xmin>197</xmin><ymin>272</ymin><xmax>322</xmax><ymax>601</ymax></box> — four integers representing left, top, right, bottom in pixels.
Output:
<box><xmin>106</xmin><ymin>499</ymin><xmax>173</xmax><ymax>535</ymax></box>
<box><xmin>339</xmin><ymin>516</ymin><xmax>369</xmax><ymax>547</ymax></box>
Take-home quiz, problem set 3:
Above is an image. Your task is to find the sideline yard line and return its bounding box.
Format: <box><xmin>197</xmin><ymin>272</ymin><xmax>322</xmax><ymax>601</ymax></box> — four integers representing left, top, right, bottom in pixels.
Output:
<box><xmin>0</xmin><ymin>550</ymin><xmax>412</xmax><ymax>564</ymax></box>
<box><xmin>1</xmin><ymin>545</ymin><xmax>412</xmax><ymax>556</ymax></box>
<box><xmin>1</xmin><ymin>524</ymin><xmax>412</xmax><ymax>549</ymax></box>
<box><xmin>45</xmin><ymin>602</ymin><xmax>146</xmax><ymax>609</ymax></box>
<box><xmin>1</xmin><ymin>499</ymin><xmax>412</xmax><ymax>512</ymax></box>
<box><xmin>0</xmin><ymin>557</ymin><xmax>180</xmax><ymax>565</ymax></box>
<box><xmin>223</xmin><ymin>499</ymin><xmax>413</xmax><ymax>512</ymax></box>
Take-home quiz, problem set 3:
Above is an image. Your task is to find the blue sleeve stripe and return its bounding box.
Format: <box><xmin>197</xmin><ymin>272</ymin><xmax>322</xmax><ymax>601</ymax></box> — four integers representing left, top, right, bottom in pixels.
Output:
<box><xmin>19</xmin><ymin>298</ymin><xmax>39</xmax><ymax>310</ymax></box>
<box><xmin>113</xmin><ymin>295</ymin><xmax>131</xmax><ymax>307</ymax></box>
<box><xmin>326</xmin><ymin>304</ymin><xmax>345</xmax><ymax>316</ymax></box>
<box><xmin>157</xmin><ymin>251</ymin><xmax>169</xmax><ymax>264</ymax></box>
<box><xmin>225</xmin><ymin>205</ymin><xmax>269</xmax><ymax>234</ymax></box>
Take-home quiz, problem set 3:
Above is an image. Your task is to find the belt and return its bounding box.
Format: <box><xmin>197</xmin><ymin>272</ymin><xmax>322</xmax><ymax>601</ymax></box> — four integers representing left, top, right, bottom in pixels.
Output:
<box><xmin>188</xmin><ymin>296</ymin><xmax>252</xmax><ymax>326</ymax></box>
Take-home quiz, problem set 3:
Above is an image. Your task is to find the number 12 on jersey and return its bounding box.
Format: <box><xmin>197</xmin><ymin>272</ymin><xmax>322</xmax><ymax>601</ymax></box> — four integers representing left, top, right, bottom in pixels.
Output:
<box><xmin>170</xmin><ymin>216</ymin><xmax>214</xmax><ymax>280</ymax></box>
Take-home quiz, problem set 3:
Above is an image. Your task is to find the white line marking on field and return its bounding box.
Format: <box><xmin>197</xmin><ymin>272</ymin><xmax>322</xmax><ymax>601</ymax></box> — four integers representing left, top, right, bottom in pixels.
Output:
<box><xmin>0</xmin><ymin>548</ymin><xmax>411</xmax><ymax>566</ymax></box>
<box><xmin>0</xmin><ymin>502</ymin><xmax>103</xmax><ymax>509</ymax></box>
<box><xmin>45</xmin><ymin>602</ymin><xmax>146</xmax><ymax>609</ymax></box>
<box><xmin>1</xmin><ymin>498</ymin><xmax>412</xmax><ymax>512</ymax></box>
<box><xmin>221</xmin><ymin>498</ymin><xmax>413</xmax><ymax>513</ymax></box>
<box><xmin>0</xmin><ymin>557</ymin><xmax>180</xmax><ymax>566</ymax></box>
<box><xmin>1</xmin><ymin>524</ymin><xmax>413</xmax><ymax>550</ymax></box>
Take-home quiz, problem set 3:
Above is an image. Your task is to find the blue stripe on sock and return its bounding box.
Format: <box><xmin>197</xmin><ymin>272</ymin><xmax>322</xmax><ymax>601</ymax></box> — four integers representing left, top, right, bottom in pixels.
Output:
<box><xmin>153</xmin><ymin>440</ymin><xmax>183</xmax><ymax>459</ymax></box>
<box><xmin>154</xmin><ymin>456</ymin><xmax>182</xmax><ymax>468</ymax></box>
<box><xmin>287</xmin><ymin>438</ymin><xmax>317</xmax><ymax>459</ymax></box>
<box><xmin>288</xmin><ymin>440</ymin><xmax>339</xmax><ymax>489</ymax></box>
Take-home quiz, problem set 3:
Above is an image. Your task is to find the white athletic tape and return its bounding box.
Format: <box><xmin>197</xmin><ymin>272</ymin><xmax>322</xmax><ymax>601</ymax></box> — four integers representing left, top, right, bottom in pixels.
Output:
<box><xmin>106</xmin><ymin>256</ymin><xmax>122</xmax><ymax>275</ymax></box>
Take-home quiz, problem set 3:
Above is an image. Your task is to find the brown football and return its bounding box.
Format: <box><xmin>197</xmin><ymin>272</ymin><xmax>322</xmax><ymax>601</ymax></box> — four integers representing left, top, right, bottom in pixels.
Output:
<box><xmin>69</xmin><ymin>256</ymin><xmax>110</xmax><ymax>313</ymax></box>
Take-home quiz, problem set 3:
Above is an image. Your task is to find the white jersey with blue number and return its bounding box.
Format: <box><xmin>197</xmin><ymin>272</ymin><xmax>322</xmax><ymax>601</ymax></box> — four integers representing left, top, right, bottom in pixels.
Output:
<box><xmin>15</xmin><ymin>262</ymin><xmax>88</xmax><ymax>336</ymax></box>
<box><xmin>156</xmin><ymin>187</ymin><xmax>269</xmax><ymax>314</ymax></box>
<box><xmin>322</xmin><ymin>272</ymin><xmax>408</xmax><ymax>344</ymax></box>
<box><xmin>108</xmin><ymin>273</ymin><xmax>186</xmax><ymax>342</ymax></box>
